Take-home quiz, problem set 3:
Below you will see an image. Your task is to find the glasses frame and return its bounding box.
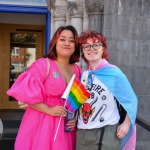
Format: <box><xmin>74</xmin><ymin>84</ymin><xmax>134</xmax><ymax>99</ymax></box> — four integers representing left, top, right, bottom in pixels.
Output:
<box><xmin>82</xmin><ymin>43</ymin><xmax>103</xmax><ymax>51</ymax></box>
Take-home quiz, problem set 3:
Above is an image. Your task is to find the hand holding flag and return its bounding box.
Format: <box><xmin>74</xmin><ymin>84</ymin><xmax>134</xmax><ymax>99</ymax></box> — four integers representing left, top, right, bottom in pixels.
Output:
<box><xmin>54</xmin><ymin>74</ymin><xmax>90</xmax><ymax>141</ymax></box>
<box><xmin>65</xmin><ymin>75</ymin><xmax>91</xmax><ymax>113</ymax></box>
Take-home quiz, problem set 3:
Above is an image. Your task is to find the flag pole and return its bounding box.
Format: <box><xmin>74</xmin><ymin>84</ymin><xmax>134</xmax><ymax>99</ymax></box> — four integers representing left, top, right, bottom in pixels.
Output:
<box><xmin>54</xmin><ymin>74</ymin><xmax>76</xmax><ymax>141</ymax></box>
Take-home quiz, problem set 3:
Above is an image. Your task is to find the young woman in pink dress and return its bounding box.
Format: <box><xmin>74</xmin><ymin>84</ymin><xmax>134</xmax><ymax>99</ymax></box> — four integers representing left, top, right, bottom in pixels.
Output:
<box><xmin>7</xmin><ymin>25</ymin><xmax>81</xmax><ymax>150</ymax></box>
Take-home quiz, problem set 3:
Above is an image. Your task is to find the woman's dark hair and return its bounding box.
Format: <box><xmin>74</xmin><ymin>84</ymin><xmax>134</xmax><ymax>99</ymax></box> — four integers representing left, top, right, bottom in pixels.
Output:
<box><xmin>46</xmin><ymin>25</ymin><xmax>80</xmax><ymax>64</ymax></box>
<box><xmin>79</xmin><ymin>30</ymin><xmax>109</xmax><ymax>63</ymax></box>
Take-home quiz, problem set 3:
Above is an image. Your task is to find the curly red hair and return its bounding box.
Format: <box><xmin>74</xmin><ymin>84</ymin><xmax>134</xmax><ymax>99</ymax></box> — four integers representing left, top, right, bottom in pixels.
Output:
<box><xmin>79</xmin><ymin>30</ymin><xmax>109</xmax><ymax>63</ymax></box>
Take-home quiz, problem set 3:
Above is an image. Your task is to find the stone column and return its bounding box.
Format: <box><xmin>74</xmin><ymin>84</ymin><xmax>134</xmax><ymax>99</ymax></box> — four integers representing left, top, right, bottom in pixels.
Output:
<box><xmin>67</xmin><ymin>0</ymin><xmax>84</xmax><ymax>67</ymax></box>
<box><xmin>85</xmin><ymin>0</ymin><xmax>104</xmax><ymax>33</ymax></box>
<box><xmin>67</xmin><ymin>0</ymin><xmax>84</xmax><ymax>35</ymax></box>
<box><xmin>52</xmin><ymin>0</ymin><xmax>67</xmax><ymax>33</ymax></box>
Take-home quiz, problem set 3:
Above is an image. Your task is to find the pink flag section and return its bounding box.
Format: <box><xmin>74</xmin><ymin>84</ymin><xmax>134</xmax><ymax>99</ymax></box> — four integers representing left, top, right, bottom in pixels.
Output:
<box><xmin>123</xmin><ymin>124</ymin><xmax>136</xmax><ymax>150</ymax></box>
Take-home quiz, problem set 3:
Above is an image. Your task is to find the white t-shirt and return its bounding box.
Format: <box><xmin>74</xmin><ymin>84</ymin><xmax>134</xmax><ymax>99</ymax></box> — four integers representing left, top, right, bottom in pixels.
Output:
<box><xmin>77</xmin><ymin>74</ymin><xmax>120</xmax><ymax>129</ymax></box>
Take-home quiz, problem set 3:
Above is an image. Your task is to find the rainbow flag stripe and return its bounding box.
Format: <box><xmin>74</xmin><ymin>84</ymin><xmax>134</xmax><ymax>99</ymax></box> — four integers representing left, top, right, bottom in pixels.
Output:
<box><xmin>66</xmin><ymin>77</ymin><xmax>90</xmax><ymax>112</ymax></box>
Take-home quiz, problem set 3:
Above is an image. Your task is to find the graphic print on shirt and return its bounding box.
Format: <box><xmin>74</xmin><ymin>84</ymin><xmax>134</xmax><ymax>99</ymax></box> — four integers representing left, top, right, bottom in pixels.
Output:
<box><xmin>79</xmin><ymin>75</ymin><xmax>117</xmax><ymax>127</ymax></box>
<box><xmin>79</xmin><ymin>97</ymin><xmax>97</xmax><ymax>124</ymax></box>
<box><xmin>91</xmin><ymin>104</ymin><xmax>107</xmax><ymax>122</ymax></box>
<box><xmin>80</xmin><ymin>75</ymin><xmax>108</xmax><ymax>124</ymax></box>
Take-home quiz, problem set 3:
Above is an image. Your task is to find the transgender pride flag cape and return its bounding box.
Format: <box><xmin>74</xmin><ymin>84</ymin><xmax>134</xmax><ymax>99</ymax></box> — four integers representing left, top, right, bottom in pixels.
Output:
<box><xmin>85</xmin><ymin>60</ymin><xmax>138</xmax><ymax>149</ymax></box>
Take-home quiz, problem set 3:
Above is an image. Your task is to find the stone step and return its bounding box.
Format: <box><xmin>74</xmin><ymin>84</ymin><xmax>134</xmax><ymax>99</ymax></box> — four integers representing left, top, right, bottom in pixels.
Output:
<box><xmin>2</xmin><ymin>128</ymin><xmax>18</xmax><ymax>139</ymax></box>
<box><xmin>0</xmin><ymin>109</ymin><xmax>24</xmax><ymax>150</ymax></box>
<box><xmin>0</xmin><ymin>138</ymin><xmax>15</xmax><ymax>150</ymax></box>
<box><xmin>0</xmin><ymin>109</ymin><xmax>25</xmax><ymax>120</ymax></box>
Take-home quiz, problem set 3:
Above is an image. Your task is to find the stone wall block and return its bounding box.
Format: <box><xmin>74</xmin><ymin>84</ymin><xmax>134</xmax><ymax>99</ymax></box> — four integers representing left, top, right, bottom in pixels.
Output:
<box><xmin>137</xmin><ymin>96</ymin><xmax>150</xmax><ymax>121</ymax></box>
<box><xmin>138</xmin><ymin>16</ymin><xmax>149</xmax><ymax>39</ymax></box>
<box><xmin>103</xmin><ymin>0</ymin><xmax>118</xmax><ymax>15</ymax></box>
<box><xmin>136</xmin><ymin>141</ymin><xmax>150</xmax><ymax>150</ymax></box>
<box><xmin>138</xmin><ymin>68</ymin><xmax>150</xmax><ymax>95</ymax></box>
<box><xmin>117</xmin><ymin>0</ymin><xmax>132</xmax><ymax>15</ymax></box>
<box><xmin>138</xmin><ymin>40</ymin><xmax>150</xmax><ymax>67</ymax></box>
<box><xmin>115</xmin><ymin>15</ymin><xmax>130</xmax><ymax>39</ymax></box>
<box><xmin>136</xmin><ymin>125</ymin><xmax>150</xmax><ymax>141</ymax></box>
<box><xmin>148</xmin><ymin>17</ymin><xmax>150</xmax><ymax>33</ymax></box>
<box><xmin>107</xmin><ymin>39</ymin><xmax>118</xmax><ymax>64</ymax></box>
<box><xmin>103</xmin><ymin>15</ymin><xmax>116</xmax><ymax>39</ymax></box>
<box><xmin>129</xmin><ymin>15</ymin><xmax>139</xmax><ymax>35</ymax></box>
<box><xmin>131</xmin><ymin>0</ymin><xmax>150</xmax><ymax>16</ymax></box>
<box><xmin>115</xmin><ymin>40</ymin><xmax>139</xmax><ymax>67</ymax></box>
<box><xmin>115</xmin><ymin>40</ymin><xmax>131</xmax><ymax>66</ymax></box>
<box><xmin>118</xmin><ymin>66</ymin><xmax>139</xmax><ymax>94</ymax></box>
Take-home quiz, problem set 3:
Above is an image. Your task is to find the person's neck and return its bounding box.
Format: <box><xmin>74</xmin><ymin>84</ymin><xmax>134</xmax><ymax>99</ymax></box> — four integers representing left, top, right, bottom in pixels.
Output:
<box><xmin>56</xmin><ymin>58</ymin><xmax>70</xmax><ymax>67</ymax></box>
<box><xmin>89</xmin><ymin>59</ymin><xmax>103</xmax><ymax>70</ymax></box>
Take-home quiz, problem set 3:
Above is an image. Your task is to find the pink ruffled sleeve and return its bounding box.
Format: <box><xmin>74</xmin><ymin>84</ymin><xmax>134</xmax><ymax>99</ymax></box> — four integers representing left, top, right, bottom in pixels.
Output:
<box><xmin>7</xmin><ymin>58</ymin><xmax>47</xmax><ymax>104</ymax></box>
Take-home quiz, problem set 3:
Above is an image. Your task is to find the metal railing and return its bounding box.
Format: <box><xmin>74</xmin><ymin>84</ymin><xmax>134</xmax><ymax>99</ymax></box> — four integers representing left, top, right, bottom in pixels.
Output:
<box><xmin>136</xmin><ymin>116</ymin><xmax>150</xmax><ymax>132</ymax></box>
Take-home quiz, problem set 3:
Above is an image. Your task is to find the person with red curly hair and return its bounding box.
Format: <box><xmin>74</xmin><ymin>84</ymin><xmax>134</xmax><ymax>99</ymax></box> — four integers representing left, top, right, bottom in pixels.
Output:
<box><xmin>76</xmin><ymin>31</ymin><xmax>138</xmax><ymax>150</ymax></box>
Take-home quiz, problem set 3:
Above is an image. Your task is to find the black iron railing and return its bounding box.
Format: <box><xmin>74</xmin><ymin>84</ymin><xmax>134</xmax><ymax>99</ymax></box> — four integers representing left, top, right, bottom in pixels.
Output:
<box><xmin>136</xmin><ymin>116</ymin><xmax>150</xmax><ymax>132</ymax></box>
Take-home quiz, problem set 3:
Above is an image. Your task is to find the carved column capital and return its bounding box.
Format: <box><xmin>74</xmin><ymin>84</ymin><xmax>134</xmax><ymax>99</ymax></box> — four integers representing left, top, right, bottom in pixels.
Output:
<box><xmin>67</xmin><ymin>1</ymin><xmax>84</xmax><ymax>18</ymax></box>
<box><xmin>85</xmin><ymin>0</ymin><xmax>104</xmax><ymax>15</ymax></box>
<box><xmin>52</xmin><ymin>5</ymin><xmax>67</xmax><ymax>21</ymax></box>
<box><xmin>50</xmin><ymin>0</ymin><xmax>56</xmax><ymax>8</ymax></box>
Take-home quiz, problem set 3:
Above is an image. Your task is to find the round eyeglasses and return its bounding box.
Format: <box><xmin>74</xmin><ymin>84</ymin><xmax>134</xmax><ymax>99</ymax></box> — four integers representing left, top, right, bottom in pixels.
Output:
<box><xmin>82</xmin><ymin>43</ymin><xmax>103</xmax><ymax>51</ymax></box>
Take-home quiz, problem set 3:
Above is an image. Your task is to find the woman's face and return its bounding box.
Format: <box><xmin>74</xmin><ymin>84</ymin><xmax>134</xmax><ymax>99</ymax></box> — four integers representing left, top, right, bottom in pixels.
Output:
<box><xmin>82</xmin><ymin>37</ymin><xmax>103</xmax><ymax>64</ymax></box>
<box><xmin>56</xmin><ymin>30</ymin><xmax>75</xmax><ymax>60</ymax></box>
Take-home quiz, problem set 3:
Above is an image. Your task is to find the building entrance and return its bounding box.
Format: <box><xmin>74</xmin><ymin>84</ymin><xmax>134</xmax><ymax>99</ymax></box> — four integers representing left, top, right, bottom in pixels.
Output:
<box><xmin>0</xmin><ymin>24</ymin><xmax>45</xmax><ymax>109</ymax></box>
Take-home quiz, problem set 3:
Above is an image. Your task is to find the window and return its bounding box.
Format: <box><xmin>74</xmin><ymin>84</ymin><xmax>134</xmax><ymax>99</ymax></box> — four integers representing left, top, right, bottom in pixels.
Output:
<box><xmin>11</xmin><ymin>47</ymin><xmax>19</xmax><ymax>57</ymax></box>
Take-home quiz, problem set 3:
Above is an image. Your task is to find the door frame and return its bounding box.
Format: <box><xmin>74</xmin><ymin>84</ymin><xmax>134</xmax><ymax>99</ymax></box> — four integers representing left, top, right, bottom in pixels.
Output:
<box><xmin>0</xmin><ymin>3</ymin><xmax>51</xmax><ymax>54</ymax></box>
<box><xmin>0</xmin><ymin>24</ymin><xmax>46</xmax><ymax>109</ymax></box>
<box><xmin>0</xmin><ymin>3</ymin><xmax>51</xmax><ymax>109</ymax></box>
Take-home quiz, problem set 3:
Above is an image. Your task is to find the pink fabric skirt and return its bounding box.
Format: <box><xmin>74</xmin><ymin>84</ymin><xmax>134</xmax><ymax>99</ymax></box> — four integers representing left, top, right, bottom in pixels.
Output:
<box><xmin>15</xmin><ymin>107</ymin><xmax>76</xmax><ymax>150</ymax></box>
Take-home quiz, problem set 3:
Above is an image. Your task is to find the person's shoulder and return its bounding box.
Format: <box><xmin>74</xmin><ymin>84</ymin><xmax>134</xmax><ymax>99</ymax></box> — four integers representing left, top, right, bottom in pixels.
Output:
<box><xmin>108</xmin><ymin>64</ymin><xmax>126</xmax><ymax>78</ymax></box>
<box><xmin>27</xmin><ymin>58</ymin><xmax>48</xmax><ymax>71</ymax></box>
<box><xmin>32</xmin><ymin>58</ymin><xmax>51</xmax><ymax>67</ymax></box>
<box><xmin>34</xmin><ymin>58</ymin><xmax>47</xmax><ymax>64</ymax></box>
<box><xmin>74</xmin><ymin>64</ymin><xmax>82</xmax><ymax>72</ymax></box>
<box><xmin>73</xmin><ymin>64</ymin><xmax>82</xmax><ymax>78</ymax></box>
<box><xmin>105</xmin><ymin>63</ymin><xmax>120</xmax><ymax>71</ymax></box>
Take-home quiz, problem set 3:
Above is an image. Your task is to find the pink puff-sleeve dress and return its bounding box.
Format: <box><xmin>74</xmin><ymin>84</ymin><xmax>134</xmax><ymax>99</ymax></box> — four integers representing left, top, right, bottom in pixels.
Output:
<box><xmin>7</xmin><ymin>58</ymin><xmax>81</xmax><ymax>150</ymax></box>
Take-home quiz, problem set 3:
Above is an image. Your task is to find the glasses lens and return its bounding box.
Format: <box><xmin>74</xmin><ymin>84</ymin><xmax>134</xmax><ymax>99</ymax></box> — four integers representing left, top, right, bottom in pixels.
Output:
<box><xmin>83</xmin><ymin>45</ymin><xmax>90</xmax><ymax>51</ymax></box>
<box><xmin>93</xmin><ymin>43</ymin><xmax>100</xmax><ymax>50</ymax></box>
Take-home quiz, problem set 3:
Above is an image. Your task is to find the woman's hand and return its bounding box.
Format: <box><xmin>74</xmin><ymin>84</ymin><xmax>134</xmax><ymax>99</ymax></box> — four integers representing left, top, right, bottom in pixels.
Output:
<box><xmin>18</xmin><ymin>101</ymin><xmax>28</xmax><ymax>109</ymax></box>
<box><xmin>49</xmin><ymin>106</ymin><xmax>67</xmax><ymax>117</ymax></box>
<box><xmin>67</xmin><ymin>118</ymin><xmax>76</xmax><ymax>131</ymax></box>
<box><xmin>18</xmin><ymin>101</ymin><xmax>67</xmax><ymax>117</ymax></box>
<box><xmin>116</xmin><ymin>114</ymin><xmax>131</xmax><ymax>139</ymax></box>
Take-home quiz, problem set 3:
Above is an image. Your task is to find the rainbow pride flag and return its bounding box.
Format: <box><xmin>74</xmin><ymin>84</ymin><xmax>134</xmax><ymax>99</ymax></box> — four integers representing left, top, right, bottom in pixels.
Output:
<box><xmin>64</xmin><ymin>75</ymin><xmax>91</xmax><ymax>113</ymax></box>
<box><xmin>54</xmin><ymin>74</ymin><xmax>90</xmax><ymax>141</ymax></box>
